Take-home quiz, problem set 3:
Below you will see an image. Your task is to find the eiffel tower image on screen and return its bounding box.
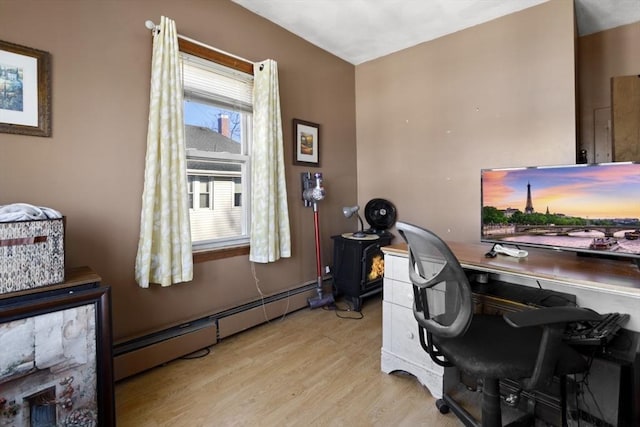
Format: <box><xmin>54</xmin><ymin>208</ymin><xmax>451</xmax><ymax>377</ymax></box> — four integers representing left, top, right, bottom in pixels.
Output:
<box><xmin>524</xmin><ymin>182</ymin><xmax>534</xmax><ymax>214</ymax></box>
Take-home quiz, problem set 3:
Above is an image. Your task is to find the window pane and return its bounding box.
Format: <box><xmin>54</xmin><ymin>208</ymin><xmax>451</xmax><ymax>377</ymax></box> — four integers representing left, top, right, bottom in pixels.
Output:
<box><xmin>184</xmin><ymin>100</ymin><xmax>244</xmax><ymax>152</ymax></box>
<box><xmin>233</xmin><ymin>177</ymin><xmax>242</xmax><ymax>207</ymax></box>
<box><xmin>188</xmin><ymin>173</ymin><xmax>243</xmax><ymax>242</ymax></box>
<box><xmin>182</xmin><ymin>51</ymin><xmax>251</xmax><ymax>249</ymax></box>
<box><xmin>199</xmin><ymin>193</ymin><xmax>210</xmax><ymax>208</ymax></box>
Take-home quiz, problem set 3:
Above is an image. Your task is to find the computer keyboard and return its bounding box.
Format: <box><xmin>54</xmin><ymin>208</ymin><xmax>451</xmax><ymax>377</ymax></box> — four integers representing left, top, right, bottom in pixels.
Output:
<box><xmin>563</xmin><ymin>312</ymin><xmax>630</xmax><ymax>346</ymax></box>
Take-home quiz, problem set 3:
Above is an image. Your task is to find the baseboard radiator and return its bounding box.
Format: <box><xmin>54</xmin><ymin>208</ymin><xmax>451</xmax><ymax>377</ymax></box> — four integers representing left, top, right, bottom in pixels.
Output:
<box><xmin>113</xmin><ymin>280</ymin><xmax>324</xmax><ymax>381</ymax></box>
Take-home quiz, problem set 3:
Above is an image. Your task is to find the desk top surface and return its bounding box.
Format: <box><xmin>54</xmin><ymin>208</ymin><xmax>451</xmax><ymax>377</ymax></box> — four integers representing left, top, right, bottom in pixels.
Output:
<box><xmin>383</xmin><ymin>242</ymin><xmax>640</xmax><ymax>296</ymax></box>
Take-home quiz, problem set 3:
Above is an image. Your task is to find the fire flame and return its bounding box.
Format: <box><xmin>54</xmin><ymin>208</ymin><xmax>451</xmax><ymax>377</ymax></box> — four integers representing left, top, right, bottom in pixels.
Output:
<box><xmin>368</xmin><ymin>255</ymin><xmax>384</xmax><ymax>281</ymax></box>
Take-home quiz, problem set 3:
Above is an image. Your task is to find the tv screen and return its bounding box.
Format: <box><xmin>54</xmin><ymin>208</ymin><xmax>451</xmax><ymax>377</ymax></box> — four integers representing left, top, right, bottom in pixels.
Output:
<box><xmin>481</xmin><ymin>162</ymin><xmax>640</xmax><ymax>263</ymax></box>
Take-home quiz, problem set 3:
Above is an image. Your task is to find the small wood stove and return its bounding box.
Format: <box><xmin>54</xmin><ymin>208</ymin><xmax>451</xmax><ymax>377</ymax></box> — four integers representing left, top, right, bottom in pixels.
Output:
<box><xmin>331</xmin><ymin>232</ymin><xmax>392</xmax><ymax>311</ymax></box>
<box><xmin>331</xmin><ymin>199</ymin><xmax>396</xmax><ymax>311</ymax></box>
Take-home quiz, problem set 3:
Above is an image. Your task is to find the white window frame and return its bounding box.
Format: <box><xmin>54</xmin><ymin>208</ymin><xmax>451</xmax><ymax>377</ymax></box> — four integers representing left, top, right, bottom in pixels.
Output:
<box><xmin>181</xmin><ymin>50</ymin><xmax>253</xmax><ymax>251</ymax></box>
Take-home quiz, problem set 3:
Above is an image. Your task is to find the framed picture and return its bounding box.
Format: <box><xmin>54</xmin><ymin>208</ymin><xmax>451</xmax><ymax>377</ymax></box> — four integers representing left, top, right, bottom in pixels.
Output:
<box><xmin>0</xmin><ymin>40</ymin><xmax>51</xmax><ymax>137</ymax></box>
<box><xmin>0</xmin><ymin>286</ymin><xmax>114</xmax><ymax>426</ymax></box>
<box><xmin>293</xmin><ymin>119</ymin><xmax>320</xmax><ymax>166</ymax></box>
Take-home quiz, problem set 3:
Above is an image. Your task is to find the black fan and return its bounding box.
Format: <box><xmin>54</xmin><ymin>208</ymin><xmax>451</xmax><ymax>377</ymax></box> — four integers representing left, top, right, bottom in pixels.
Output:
<box><xmin>364</xmin><ymin>198</ymin><xmax>397</xmax><ymax>233</ymax></box>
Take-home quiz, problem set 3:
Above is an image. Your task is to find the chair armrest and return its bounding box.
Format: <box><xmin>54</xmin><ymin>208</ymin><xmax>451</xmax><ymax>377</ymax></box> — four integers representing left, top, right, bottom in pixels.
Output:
<box><xmin>503</xmin><ymin>306</ymin><xmax>601</xmax><ymax>328</ymax></box>
<box><xmin>504</xmin><ymin>306</ymin><xmax>601</xmax><ymax>390</ymax></box>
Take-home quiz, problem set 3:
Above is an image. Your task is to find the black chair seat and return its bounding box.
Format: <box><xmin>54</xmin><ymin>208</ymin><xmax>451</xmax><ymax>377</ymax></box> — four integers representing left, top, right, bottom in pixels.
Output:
<box><xmin>433</xmin><ymin>314</ymin><xmax>589</xmax><ymax>381</ymax></box>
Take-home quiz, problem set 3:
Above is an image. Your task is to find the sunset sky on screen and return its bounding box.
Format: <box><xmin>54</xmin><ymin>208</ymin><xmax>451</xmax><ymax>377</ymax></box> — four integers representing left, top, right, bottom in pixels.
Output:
<box><xmin>482</xmin><ymin>163</ymin><xmax>640</xmax><ymax>219</ymax></box>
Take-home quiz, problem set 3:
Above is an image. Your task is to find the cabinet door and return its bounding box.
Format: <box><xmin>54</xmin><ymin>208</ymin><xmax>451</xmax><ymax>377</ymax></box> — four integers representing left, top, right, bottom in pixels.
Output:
<box><xmin>612</xmin><ymin>75</ymin><xmax>640</xmax><ymax>161</ymax></box>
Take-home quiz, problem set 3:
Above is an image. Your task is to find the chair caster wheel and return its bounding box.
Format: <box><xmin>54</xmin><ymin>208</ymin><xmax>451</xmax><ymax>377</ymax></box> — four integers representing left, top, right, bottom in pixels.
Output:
<box><xmin>436</xmin><ymin>399</ymin><xmax>450</xmax><ymax>414</ymax></box>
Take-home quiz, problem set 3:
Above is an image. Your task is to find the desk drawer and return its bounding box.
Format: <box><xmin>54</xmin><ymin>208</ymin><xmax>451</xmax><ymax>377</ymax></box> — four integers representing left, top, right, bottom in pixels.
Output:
<box><xmin>388</xmin><ymin>254</ymin><xmax>410</xmax><ymax>283</ymax></box>
<box><xmin>387</xmin><ymin>253</ymin><xmax>443</xmax><ymax>285</ymax></box>
<box><xmin>384</xmin><ymin>278</ymin><xmax>414</xmax><ymax>309</ymax></box>
<box><xmin>385</xmin><ymin>279</ymin><xmax>448</xmax><ymax>316</ymax></box>
<box><xmin>388</xmin><ymin>303</ymin><xmax>433</xmax><ymax>367</ymax></box>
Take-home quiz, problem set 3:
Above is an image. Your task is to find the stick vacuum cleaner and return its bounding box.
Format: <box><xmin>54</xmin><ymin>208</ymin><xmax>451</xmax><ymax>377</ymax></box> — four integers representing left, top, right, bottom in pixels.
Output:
<box><xmin>302</xmin><ymin>172</ymin><xmax>335</xmax><ymax>309</ymax></box>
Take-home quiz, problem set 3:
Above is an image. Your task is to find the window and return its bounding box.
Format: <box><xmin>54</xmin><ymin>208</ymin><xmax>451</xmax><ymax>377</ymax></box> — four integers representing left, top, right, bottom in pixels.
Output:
<box><xmin>187</xmin><ymin>175</ymin><xmax>194</xmax><ymax>209</ymax></box>
<box><xmin>188</xmin><ymin>175</ymin><xmax>213</xmax><ymax>209</ymax></box>
<box><xmin>233</xmin><ymin>177</ymin><xmax>242</xmax><ymax>207</ymax></box>
<box><xmin>181</xmin><ymin>45</ymin><xmax>253</xmax><ymax>251</ymax></box>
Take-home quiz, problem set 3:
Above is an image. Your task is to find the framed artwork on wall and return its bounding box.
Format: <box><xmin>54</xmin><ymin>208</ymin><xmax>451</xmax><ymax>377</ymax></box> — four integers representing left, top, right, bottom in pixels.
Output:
<box><xmin>0</xmin><ymin>286</ymin><xmax>114</xmax><ymax>426</ymax></box>
<box><xmin>0</xmin><ymin>40</ymin><xmax>52</xmax><ymax>137</ymax></box>
<box><xmin>293</xmin><ymin>118</ymin><xmax>320</xmax><ymax>166</ymax></box>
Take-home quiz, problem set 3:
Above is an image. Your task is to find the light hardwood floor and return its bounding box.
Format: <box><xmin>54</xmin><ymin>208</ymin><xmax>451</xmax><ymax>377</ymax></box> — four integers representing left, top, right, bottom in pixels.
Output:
<box><xmin>115</xmin><ymin>295</ymin><xmax>461</xmax><ymax>426</ymax></box>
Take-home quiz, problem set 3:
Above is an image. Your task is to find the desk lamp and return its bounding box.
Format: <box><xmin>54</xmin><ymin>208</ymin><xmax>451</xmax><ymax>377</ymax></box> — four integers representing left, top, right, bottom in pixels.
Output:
<box><xmin>343</xmin><ymin>205</ymin><xmax>366</xmax><ymax>238</ymax></box>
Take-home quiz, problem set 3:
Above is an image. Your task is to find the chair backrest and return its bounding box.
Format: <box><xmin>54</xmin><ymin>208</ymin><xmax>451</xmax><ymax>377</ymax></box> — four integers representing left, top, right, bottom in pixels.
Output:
<box><xmin>396</xmin><ymin>222</ymin><xmax>474</xmax><ymax>338</ymax></box>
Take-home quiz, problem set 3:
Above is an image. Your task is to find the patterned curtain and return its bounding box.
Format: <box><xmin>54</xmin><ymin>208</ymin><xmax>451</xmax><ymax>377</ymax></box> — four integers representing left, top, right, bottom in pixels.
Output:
<box><xmin>135</xmin><ymin>16</ymin><xmax>193</xmax><ymax>287</ymax></box>
<box><xmin>250</xmin><ymin>60</ymin><xmax>291</xmax><ymax>262</ymax></box>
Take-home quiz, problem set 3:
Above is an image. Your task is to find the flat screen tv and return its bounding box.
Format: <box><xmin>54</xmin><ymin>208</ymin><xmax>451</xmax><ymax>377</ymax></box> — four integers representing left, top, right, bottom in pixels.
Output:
<box><xmin>481</xmin><ymin>162</ymin><xmax>640</xmax><ymax>266</ymax></box>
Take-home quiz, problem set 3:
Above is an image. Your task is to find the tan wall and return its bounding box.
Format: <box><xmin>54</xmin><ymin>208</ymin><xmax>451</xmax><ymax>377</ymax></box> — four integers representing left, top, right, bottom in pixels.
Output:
<box><xmin>0</xmin><ymin>0</ymin><xmax>592</xmax><ymax>351</ymax></box>
<box><xmin>355</xmin><ymin>0</ymin><xmax>577</xmax><ymax>243</ymax></box>
<box><xmin>578</xmin><ymin>21</ymin><xmax>640</xmax><ymax>163</ymax></box>
<box><xmin>0</xmin><ymin>0</ymin><xmax>357</xmax><ymax>343</ymax></box>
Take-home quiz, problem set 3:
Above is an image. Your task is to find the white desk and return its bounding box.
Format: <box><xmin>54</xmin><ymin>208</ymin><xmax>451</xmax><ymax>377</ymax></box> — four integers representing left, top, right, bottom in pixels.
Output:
<box><xmin>381</xmin><ymin>242</ymin><xmax>640</xmax><ymax>401</ymax></box>
<box><xmin>384</xmin><ymin>242</ymin><xmax>640</xmax><ymax>331</ymax></box>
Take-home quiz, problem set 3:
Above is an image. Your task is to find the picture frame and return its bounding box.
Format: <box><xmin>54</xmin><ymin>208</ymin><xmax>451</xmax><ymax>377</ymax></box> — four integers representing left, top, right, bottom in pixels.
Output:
<box><xmin>293</xmin><ymin>119</ymin><xmax>320</xmax><ymax>166</ymax></box>
<box><xmin>0</xmin><ymin>40</ymin><xmax>52</xmax><ymax>137</ymax></box>
<box><xmin>0</xmin><ymin>286</ymin><xmax>114</xmax><ymax>426</ymax></box>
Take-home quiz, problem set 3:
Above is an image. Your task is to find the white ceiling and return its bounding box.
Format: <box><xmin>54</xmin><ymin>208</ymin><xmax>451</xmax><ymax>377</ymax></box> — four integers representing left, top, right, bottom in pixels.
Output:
<box><xmin>231</xmin><ymin>0</ymin><xmax>640</xmax><ymax>65</ymax></box>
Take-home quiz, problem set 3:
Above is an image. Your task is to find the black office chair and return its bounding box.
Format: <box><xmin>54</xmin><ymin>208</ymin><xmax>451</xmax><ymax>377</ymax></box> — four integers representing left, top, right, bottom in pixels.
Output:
<box><xmin>396</xmin><ymin>222</ymin><xmax>601</xmax><ymax>427</ymax></box>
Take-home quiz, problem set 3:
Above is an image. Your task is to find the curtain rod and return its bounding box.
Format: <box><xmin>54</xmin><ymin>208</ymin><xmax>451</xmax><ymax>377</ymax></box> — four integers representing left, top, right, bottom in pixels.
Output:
<box><xmin>144</xmin><ymin>20</ymin><xmax>254</xmax><ymax>65</ymax></box>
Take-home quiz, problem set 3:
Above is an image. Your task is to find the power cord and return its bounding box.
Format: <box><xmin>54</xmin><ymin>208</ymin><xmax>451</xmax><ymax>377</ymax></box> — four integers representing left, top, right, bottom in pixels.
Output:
<box><xmin>324</xmin><ymin>299</ymin><xmax>364</xmax><ymax>319</ymax></box>
<box><xmin>251</xmin><ymin>261</ymin><xmax>291</xmax><ymax>323</ymax></box>
<box><xmin>180</xmin><ymin>347</ymin><xmax>211</xmax><ymax>360</ymax></box>
<box><xmin>568</xmin><ymin>354</ymin><xmax>611</xmax><ymax>427</ymax></box>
